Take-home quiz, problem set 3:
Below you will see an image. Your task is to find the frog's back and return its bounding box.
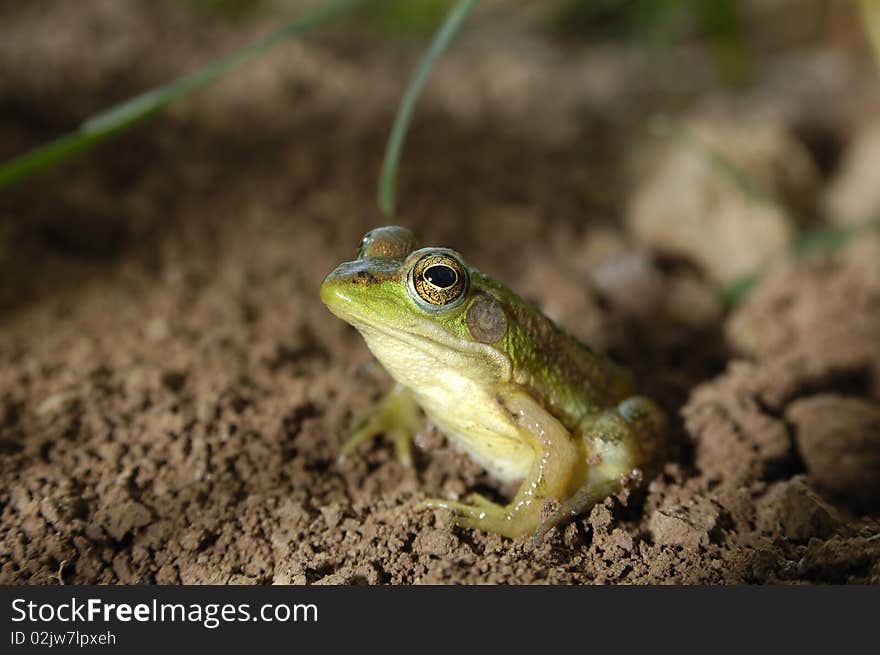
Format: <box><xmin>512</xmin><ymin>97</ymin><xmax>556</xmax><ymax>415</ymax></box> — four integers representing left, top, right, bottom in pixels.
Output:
<box><xmin>478</xmin><ymin>272</ymin><xmax>633</xmax><ymax>430</ymax></box>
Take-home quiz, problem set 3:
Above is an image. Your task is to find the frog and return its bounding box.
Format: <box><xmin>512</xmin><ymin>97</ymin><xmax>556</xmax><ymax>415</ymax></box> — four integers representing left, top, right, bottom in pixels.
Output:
<box><xmin>320</xmin><ymin>226</ymin><xmax>666</xmax><ymax>540</ymax></box>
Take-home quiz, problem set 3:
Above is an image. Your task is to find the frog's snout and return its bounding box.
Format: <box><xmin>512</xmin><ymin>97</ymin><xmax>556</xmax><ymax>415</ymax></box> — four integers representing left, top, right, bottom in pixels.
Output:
<box><xmin>319</xmin><ymin>264</ymin><xmax>352</xmax><ymax>310</ymax></box>
<box><xmin>320</xmin><ymin>259</ymin><xmax>397</xmax><ymax>316</ymax></box>
<box><xmin>322</xmin><ymin>260</ymin><xmax>373</xmax><ymax>292</ymax></box>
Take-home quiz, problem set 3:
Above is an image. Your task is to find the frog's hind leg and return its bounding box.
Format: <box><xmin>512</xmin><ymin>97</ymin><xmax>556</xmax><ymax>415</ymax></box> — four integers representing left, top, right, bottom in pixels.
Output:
<box><xmin>533</xmin><ymin>396</ymin><xmax>666</xmax><ymax>541</ymax></box>
<box><xmin>419</xmin><ymin>392</ymin><xmax>582</xmax><ymax>539</ymax></box>
<box><xmin>340</xmin><ymin>383</ymin><xmax>422</xmax><ymax>467</ymax></box>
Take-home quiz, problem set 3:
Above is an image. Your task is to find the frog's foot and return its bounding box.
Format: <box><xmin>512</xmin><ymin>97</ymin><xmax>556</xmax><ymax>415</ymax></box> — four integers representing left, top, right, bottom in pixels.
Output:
<box><xmin>418</xmin><ymin>391</ymin><xmax>582</xmax><ymax>539</ymax></box>
<box><xmin>532</xmin><ymin>396</ymin><xmax>666</xmax><ymax>542</ymax></box>
<box><xmin>418</xmin><ymin>496</ymin><xmax>538</xmax><ymax>539</ymax></box>
<box><xmin>340</xmin><ymin>383</ymin><xmax>422</xmax><ymax>467</ymax></box>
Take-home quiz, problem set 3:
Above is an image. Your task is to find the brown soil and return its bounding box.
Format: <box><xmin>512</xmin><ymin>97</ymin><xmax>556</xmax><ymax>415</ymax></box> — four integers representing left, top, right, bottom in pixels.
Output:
<box><xmin>1</xmin><ymin>1</ymin><xmax>879</xmax><ymax>584</ymax></box>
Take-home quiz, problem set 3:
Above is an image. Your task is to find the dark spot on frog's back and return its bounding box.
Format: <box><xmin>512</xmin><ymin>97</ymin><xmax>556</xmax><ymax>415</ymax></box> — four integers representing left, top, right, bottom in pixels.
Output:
<box><xmin>356</xmin><ymin>270</ymin><xmax>377</xmax><ymax>283</ymax></box>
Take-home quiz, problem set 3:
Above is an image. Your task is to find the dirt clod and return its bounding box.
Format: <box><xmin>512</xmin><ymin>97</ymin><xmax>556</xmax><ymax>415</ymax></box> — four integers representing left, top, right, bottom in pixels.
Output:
<box><xmin>787</xmin><ymin>395</ymin><xmax>880</xmax><ymax>507</ymax></box>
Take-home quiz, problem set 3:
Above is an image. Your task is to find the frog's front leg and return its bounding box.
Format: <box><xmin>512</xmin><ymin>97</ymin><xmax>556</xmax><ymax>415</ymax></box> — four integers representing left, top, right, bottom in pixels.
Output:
<box><xmin>420</xmin><ymin>392</ymin><xmax>583</xmax><ymax>539</ymax></box>
<box><xmin>533</xmin><ymin>396</ymin><xmax>666</xmax><ymax>540</ymax></box>
<box><xmin>340</xmin><ymin>383</ymin><xmax>422</xmax><ymax>467</ymax></box>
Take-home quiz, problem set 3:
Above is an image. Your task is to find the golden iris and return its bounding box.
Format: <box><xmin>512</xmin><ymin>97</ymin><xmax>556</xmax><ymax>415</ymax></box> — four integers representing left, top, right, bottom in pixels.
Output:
<box><xmin>410</xmin><ymin>253</ymin><xmax>468</xmax><ymax>307</ymax></box>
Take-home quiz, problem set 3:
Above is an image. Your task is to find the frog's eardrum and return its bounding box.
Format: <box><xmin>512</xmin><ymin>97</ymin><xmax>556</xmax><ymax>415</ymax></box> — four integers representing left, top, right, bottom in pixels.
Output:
<box><xmin>466</xmin><ymin>294</ymin><xmax>508</xmax><ymax>344</ymax></box>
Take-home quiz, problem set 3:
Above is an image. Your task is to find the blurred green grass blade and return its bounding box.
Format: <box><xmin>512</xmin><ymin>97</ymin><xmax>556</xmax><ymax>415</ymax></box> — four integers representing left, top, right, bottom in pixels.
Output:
<box><xmin>793</xmin><ymin>218</ymin><xmax>880</xmax><ymax>255</ymax></box>
<box><xmin>655</xmin><ymin>116</ymin><xmax>778</xmax><ymax>207</ymax></box>
<box><xmin>861</xmin><ymin>0</ymin><xmax>880</xmax><ymax>68</ymax></box>
<box><xmin>694</xmin><ymin>0</ymin><xmax>751</xmax><ymax>84</ymax></box>
<box><xmin>719</xmin><ymin>273</ymin><xmax>757</xmax><ymax>309</ymax></box>
<box><xmin>0</xmin><ymin>0</ymin><xmax>366</xmax><ymax>190</ymax></box>
<box><xmin>720</xmin><ymin>219</ymin><xmax>880</xmax><ymax>308</ymax></box>
<box><xmin>370</xmin><ymin>0</ymin><xmax>454</xmax><ymax>37</ymax></box>
<box><xmin>378</xmin><ymin>0</ymin><xmax>477</xmax><ymax>217</ymax></box>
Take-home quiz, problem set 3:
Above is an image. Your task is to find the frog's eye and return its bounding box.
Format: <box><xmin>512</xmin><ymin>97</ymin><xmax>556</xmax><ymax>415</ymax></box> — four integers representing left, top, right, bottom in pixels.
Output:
<box><xmin>409</xmin><ymin>252</ymin><xmax>468</xmax><ymax>308</ymax></box>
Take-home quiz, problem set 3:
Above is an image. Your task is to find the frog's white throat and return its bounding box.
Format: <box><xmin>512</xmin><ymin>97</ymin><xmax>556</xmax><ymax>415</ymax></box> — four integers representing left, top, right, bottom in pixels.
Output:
<box><xmin>354</xmin><ymin>320</ymin><xmax>532</xmax><ymax>483</ymax></box>
<box><xmin>352</xmin><ymin>320</ymin><xmax>511</xmax><ymax>392</ymax></box>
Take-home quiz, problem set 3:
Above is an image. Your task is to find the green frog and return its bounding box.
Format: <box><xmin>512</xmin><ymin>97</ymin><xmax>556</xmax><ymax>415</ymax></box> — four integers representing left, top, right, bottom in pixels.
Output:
<box><xmin>320</xmin><ymin>226</ymin><xmax>665</xmax><ymax>539</ymax></box>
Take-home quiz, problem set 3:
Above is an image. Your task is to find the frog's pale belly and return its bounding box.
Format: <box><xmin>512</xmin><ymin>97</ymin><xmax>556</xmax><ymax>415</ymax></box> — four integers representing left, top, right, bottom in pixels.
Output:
<box><xmin>413</xmin><ymin>375</ymin><xmax>533</xmax><ymax>483</ymax></box>
<box><xmin>356</xmin><ymin>324</ymin><xmax>533</xmax><ymax>482</ymax></box>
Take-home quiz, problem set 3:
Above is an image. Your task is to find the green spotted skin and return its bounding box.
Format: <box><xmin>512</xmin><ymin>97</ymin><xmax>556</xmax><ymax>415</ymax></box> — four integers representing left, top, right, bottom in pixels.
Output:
<box><xmin>478</xmin><ymin>270</ymin><xmax>635</xmax><ymax>429</ymax></box>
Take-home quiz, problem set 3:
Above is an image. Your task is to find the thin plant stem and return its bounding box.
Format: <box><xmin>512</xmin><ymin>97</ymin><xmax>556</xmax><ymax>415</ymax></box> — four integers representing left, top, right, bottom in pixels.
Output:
<box><xmin>0</xmin><ymin>0</ymin><xmax>366</xmax><ymax>190</ymax></box>
<box><xmin>378</xmin><ymin>0</ymin><xmax>477</xmax><ymax>217</ymax></box>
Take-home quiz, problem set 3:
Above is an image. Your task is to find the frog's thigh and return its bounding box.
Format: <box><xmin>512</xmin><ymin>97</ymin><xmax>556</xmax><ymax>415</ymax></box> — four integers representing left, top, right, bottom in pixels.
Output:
<box><xmin>341</xmin><ymin>383</ymin><xmax>422</xmax><ymax>467</ymax></box>
<box><xmin>421</xmin><ymin>392</ymin><xmax>581</xmax><ymax>539</ymax></box>
<box><xmin>503</xmin><ymin>392</ymin><xmax>581</xmax><ymax>501</ymax></box>
<box><xmin>534</xmin><ymin>395</ymin><xmax>666</xmax><ymax>539</ymax></box>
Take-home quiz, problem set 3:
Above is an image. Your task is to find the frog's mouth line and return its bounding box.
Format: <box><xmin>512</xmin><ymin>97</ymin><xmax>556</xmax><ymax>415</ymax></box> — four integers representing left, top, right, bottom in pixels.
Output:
<box><xmin>325</xmin><ymin>293</ymin><xmax>511</xmax><ymax>381</ymax></box>
<box><xmin>366</xmin><ymin>317</ymin><xmax>509</xmax><ymax>369</ymax></box>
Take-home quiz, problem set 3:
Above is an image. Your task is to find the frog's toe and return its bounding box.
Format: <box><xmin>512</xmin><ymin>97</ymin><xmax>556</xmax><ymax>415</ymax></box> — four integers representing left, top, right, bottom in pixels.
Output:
<box><xmin>465</xmin><ymin>492</ymin><xmax>498</xmax><ymax>508</ymax></box>
<box><xmin>341</xmin><ymin>418</ymin><xmax>393</xmax><ymax>460</ymax></box>
<box><xmin>419</xmin><ymin>497</ymin><xmax>501</xmax><ymax>520</ymax></box>
<box><xmin>340</xmin><ymin>383</ymin><xmax>422</xmax><ymax>467</ymax></box>
<box><xmin>418</xmin><ymin>497</ymin><xmax>531</xmax><ymax>538</ymax></box>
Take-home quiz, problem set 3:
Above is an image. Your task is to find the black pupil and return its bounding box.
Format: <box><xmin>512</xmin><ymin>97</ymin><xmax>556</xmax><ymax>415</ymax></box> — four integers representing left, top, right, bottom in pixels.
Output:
<box><xmin>424</xmin><ymin>265</ymin><xmax>457</xmax><ymax>288</ymax></box>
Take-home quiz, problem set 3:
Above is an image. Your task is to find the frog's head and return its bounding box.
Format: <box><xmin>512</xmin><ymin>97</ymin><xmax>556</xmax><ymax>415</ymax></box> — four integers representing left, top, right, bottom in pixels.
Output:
<box><xmin>320</xmin><ymin>226</ymin><xmax>512</xmax><ymax>385</ymax></box>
